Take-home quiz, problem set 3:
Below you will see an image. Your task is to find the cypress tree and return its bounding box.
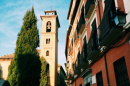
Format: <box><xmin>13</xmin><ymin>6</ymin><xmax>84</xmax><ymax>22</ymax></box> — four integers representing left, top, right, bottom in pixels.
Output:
<box><xmin>40</xmin><ymin>57</ymin><xmax>48</xmax><ymax>86</ymax></box>
<box><xmin>7</xmin><ymin>7</ymin><xmax>41</xmax><ymax>86</ymax></box>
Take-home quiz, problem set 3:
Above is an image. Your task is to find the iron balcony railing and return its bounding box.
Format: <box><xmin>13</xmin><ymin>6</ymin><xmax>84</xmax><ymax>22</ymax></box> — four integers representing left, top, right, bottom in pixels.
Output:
<box><xmin>87</xmin><ymin>36</ymin><xmax>100</xmax><ymax>60</ymax></box>
<box><xmin>77</xmin><ymin>7</ymin><xmax>85</xmax><ymax>34</ymax></box>
<box><xmin>74</xmin><ymin>52</ymin><xmax>80</xmax><ymax>74</ymax></box>
<box><xmin>78</xmin><ymin>45</ymin><xmax>88</xmax><ymax>69</ymax></box>
<box><xmin>99</xmin><ymin>11</ymin><xmax>114</xmax><ymax>42</ymax></box>
<box><xmin>74</xmin><ymin>45</ymin><xmax>88</xmax><ymax>74</ymax></box>
<box><xmin>80</xmin><ymin>43</ymin><xmax>87</xmax><ymax>63</ymax></box>
<box><xmin>99</xmin><ymin>0</ymin><xmax>126</xmax><ymax>46</ymax></box>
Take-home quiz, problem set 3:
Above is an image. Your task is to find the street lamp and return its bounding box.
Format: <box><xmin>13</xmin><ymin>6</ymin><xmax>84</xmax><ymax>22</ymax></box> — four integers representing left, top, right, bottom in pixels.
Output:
<box><xmin>114</xmin><ymin>10</ymin><xmax>127</xmax><ymax>27</ymax></box>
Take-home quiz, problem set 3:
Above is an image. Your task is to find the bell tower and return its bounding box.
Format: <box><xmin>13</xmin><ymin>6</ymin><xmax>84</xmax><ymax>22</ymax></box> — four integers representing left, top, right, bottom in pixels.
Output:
<box><xmin>40</xmin><ymin>10</ymin><xmax>60</xmax><ymax>86</ymax></box>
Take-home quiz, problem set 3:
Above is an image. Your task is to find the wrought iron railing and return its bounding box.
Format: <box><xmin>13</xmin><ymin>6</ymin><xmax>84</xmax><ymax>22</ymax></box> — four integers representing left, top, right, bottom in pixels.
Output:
<box><xmin>99</xmin><ymin>0</ymin><xmax>117</xmax><ymax>42</ymax></box>
<box><xmin>87</xmin><ymin>36</ymin><xmax>98</xmax><ymax>56</ymax></box>
<box><xmin>87</xmin><ymin>38</ymin><xmax>93</xmax><ymax>57</ymax></box>
<box><xmin>77</xmin><ymin>7</ymin><xmax>85</xmax><ymax>34</ymax></box>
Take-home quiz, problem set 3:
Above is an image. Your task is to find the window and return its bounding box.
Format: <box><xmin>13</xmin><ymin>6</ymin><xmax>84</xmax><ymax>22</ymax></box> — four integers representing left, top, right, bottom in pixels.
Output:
<box><xmin>96</xmin><ymin>71</ymin><xmax>103</xmax><ymax>86</ymax></box>
<box><xmin>46</xmin><ymin>38</ymin><xmax>50</xmax><ymax>44</ymax></box>
<box><xmin>114</xmin><ymin>57</ymin><xmax>130</xmax><ymax>86</ymax></box>
<box><xmin>46</xmin><ymin>51</ymin><xmax>49</xmax><ymax>56</ymax></box>
<box><xmin>0</xmin><ymin>70</ymin><xmax>1</xmax><ymax>79</ymax></box>
<box><xmin>85</xmin><ymin>83</ymin><xmax>90</xmax><ymax>86</ymax></box>
<box><xmin>91</xmin><ymin>19</ymin><xmax>98</xmax><ymax>49</ymax></box>
<box><xmin>46</xmin><ymin>21</ymin><xmax>51</xmax><ymax>32</ymax></box>
<box><xmin>79</xmin><ymin>84</ymin><xmax>82</xmax><ymax>86</ymax></box>
<box><xmin>83</xmin><ymin>36</ymin><xmax>87</xmax><ymax>58</ymax></box>
<box><xmin>109</xmin><ymin>0</ymin><xmax>116</xmax><ymax>26</ymax></box>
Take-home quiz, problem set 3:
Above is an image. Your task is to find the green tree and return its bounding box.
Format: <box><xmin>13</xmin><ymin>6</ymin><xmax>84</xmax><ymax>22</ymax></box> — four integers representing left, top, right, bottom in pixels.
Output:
<box><xmin>40</xmin><ymin>57</ymin><xmax>48</xmax><ymax>86</ymax></box>
<box><xmin>7</xmin><ymin>7</ymin><xmax>41</xmax><ymax>86</ymax></box>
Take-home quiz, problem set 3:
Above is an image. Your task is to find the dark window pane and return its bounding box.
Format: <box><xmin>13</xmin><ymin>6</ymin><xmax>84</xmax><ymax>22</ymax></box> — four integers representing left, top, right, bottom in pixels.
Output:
<box><xmin>79</xmin><ymin>84</ymin><xmax>82</xmax><ymax>86</ymax></box>
<box><xmin>46</xmin><ymin>51</ymin><xmax>49</xmax><ymax>56</ymax></box>
<box><xmin>96</xmin><ymin>71</ymin><xmax>103</xmax><ymax>86</ymax></box>
<box><xmin>86</xmin><ymin>83</ymin><xmax>90</xmax><ymax>86</ymax></box>
<box><xmin>46</xmin><ymin>39</ymin><xmax>50</xmax><ymax>44</ymax></box>
<box><xmin>114</xmin><ymin>57</ymin><xmax>130</xmax><ymax>86</ymax></box>
<box><xmin>46</xmin><ymin>21</ymin><xmax>51</xmax><ymax>32</ymax></box>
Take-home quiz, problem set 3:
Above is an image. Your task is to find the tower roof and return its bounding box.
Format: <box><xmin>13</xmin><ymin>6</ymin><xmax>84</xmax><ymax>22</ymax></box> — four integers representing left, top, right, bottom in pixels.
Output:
<box><xmin>41</xmin><ymin>10</ymin><xmax>60</xmax><ymax>28</ymax></box>
<box><xmin>44</xmin><ymin>10</ymin><xmax>57</xmax><ymax>15</ymax></box>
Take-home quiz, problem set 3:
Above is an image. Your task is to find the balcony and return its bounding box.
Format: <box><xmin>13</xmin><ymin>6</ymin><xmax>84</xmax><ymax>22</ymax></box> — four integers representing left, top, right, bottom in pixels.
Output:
<box><xmin>77</xmin><ymin>17</ymin><xmax>85</xmax><ymax>34</ymax></box>
<box><xmin>87</xmin><ymin>36</ymin><xmax>100</xmax><ymax>61</ymax></box>
<box><xmin>77</xmin><ymin>6</ymin><xmax>85</xmax><ymax>34</ymax></box>
<box><xmin>79</xmin><ymin>44</ymin><xmax>88</xmax><ymax>69</ymax></box>
<box><xmin>99</xmin><ymin>10</ymin><xmax>126</xmax><ymax>46</ymax></box>
<box><xmin>74</xmin><ymin>63</ymin><xmax>80</xmax><ymax>75</ymax></box>
<box><xmin>98</xmin><ymin>0</ymin><xmax>127</xmax><ymax>46</ymax></box>
<box><xmin>85</xmin><ymin>0</ymin><xmax>96</xmax><ymax>18</ymax></box>
<box><xmin>74</xmin><ymin>48</ymin><xmax>88</xmax><ymax>74</ymax></box>
<box><xmin>74</xmin><ymin>53</ymin><xmax>81</xmax><ymax>75</ymax></box>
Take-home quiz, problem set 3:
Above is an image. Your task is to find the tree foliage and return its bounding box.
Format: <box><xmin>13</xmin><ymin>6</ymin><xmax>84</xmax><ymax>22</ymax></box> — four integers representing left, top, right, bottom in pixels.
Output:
<box><xmin>40</xmin><ymin>57</ymin><xmax>48</xmax><ymax>86</ymax></box>
<box><xmin>7</xmin><ymin>7</ymin><xmax>41</xmax><ymax>86</ymax></box>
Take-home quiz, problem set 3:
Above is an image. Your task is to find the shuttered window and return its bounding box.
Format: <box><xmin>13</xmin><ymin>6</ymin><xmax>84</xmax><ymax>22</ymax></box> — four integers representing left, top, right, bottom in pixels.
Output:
<box><xmin>114</xmin><ymin>57</ymin><xmax>130</xmax><ymax>86</ymax></box>
<box><xmin>79</xmin><ymin>84</ymin><xmax>82</xmax><ymax>86</ymax></box>
<box><xmin>96</xmin><ymin>71</ymin><xmax>103</xmax><ymax>86</ymax></box>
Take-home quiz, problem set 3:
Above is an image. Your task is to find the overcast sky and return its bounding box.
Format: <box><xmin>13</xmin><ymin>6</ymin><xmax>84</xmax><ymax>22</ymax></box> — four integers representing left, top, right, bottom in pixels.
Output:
<box><xmin>0</xmin><ymin>0</ymin><xmax>70</xmax><ymax>72</ymax></box>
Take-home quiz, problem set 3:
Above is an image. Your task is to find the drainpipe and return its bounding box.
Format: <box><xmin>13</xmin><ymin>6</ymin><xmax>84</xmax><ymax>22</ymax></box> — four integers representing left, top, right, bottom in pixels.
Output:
<box><xmin>75</xmin><ymin>79</ymin><xmax>76</xmax><ymax>86</ymax></box>
<box><xmin>104</xmin><ymin>54</ymin><xmax>110</xmax><ymax>86</ymax></box>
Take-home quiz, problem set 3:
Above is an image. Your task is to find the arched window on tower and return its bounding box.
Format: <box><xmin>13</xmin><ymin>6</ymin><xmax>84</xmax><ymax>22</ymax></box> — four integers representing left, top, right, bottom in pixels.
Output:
<box><xmin>46</xmin><ymin>38</ymin><xmax>50</xmax><ymax>44</ymax></box>
<box><xmin>46</xmin><ymin>21</ymin><xmax>51</xmax><ymax>32</ymax></box>
<box><xmin>46</xmin><ymin>51</ymin><xmax>49</xmax><ymax>56</ymax></box>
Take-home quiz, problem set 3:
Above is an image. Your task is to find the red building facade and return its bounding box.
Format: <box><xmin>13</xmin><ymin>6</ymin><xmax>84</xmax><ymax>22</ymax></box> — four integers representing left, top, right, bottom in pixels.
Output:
<box><xmin>65</xmin><ymin>0</ymin><xmax>130</xmax><ymax>86</ymax></box>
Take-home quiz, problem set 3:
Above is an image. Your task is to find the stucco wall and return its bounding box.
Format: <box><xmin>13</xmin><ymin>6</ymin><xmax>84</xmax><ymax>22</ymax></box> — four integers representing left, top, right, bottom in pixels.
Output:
<box><xmin>0</xmin><ymin>60</ymin><xmax>11</xmax><ymax>80</ymax></box>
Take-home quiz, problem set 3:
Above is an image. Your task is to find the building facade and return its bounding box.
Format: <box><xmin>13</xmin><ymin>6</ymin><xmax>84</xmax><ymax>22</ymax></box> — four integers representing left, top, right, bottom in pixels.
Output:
<box><xmin>65</xmin><ymin>0</ymin><xmax>130</xmax><ymax>86</ymax></box>
<box><xmin>0</xmin><ymin>54</ymin><xmax>14</xmax><ymax>80</ymax></box>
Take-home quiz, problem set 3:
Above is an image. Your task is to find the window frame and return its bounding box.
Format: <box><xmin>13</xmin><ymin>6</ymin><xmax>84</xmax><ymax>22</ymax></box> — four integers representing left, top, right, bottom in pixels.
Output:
<box><xmin>46</xmin><ymin>51</ymin><xmax>49</xmax><ymax>56</ymax></box>
<box><xmin>46</xmin><ymin>38</ymin><xmax>50</xmax><ymax>44</ymax></box>
<box><xmin>114</xmin><ymin>57</ymin><xmax>130</xmax><ymax>86</ymax></box>
<box><xmin>46</xmin><ymin>21</ymin><xmax>51</xmax><ymax>32</ymax></box>
<box><xmin>96</xmin><ymin>71</ymin><xmax>104</xmax><ymax>86</ymax></box>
